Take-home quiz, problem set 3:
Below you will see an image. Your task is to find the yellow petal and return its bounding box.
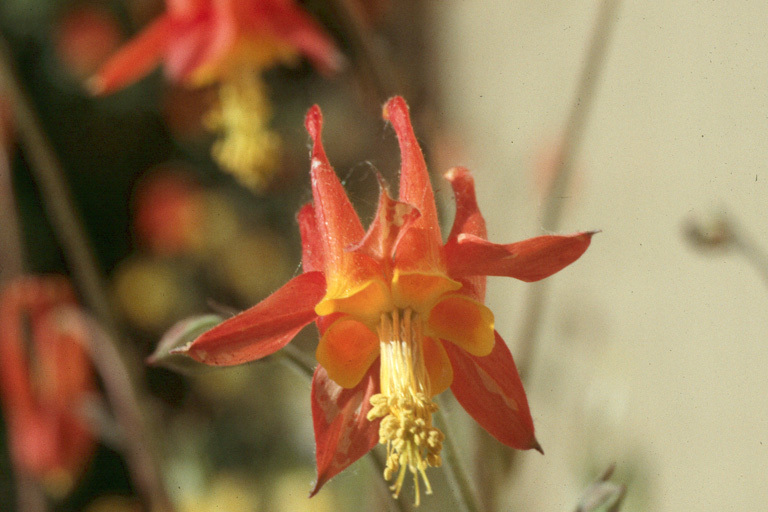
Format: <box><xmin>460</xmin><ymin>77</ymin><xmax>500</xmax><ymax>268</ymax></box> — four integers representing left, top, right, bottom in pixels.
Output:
<box><xmin>316</xmin><ymin>317</ymin><xmax>380</xmax><ymax>389</ymax></box>
<box><xmin>423</xmin><ymin>337</ymin><xmax>453</xmax><ymax>396</ymax></box>
<box><xmin>314</xmin><ymin>278</ymin><xmax>392</xmax><ymax>327</ymax></box>
<box><xmin>391</xmin><ymin>270</ymin><xmax>461</xmax><ymax>312</ymax></box>
<box><xmin>427</xmin><ymin>295</ymin><xmax>495</xmax><ymax>357</ymax></box>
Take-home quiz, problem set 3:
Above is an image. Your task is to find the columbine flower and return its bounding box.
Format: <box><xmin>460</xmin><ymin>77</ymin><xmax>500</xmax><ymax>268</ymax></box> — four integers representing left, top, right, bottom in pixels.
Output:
<box><xmin>0</xmin><ymin>276</ymin><xmax>96</xmax><ymax>496</ymax></box>
<box><xmin>175</xmin><ymin>97</ymin><xmax>594</xmax><ymax>504</ymax></box>
<box><xmin>91</xmin><ymin>0</ymin><xmax>341</xmax><ymax>191</ymax></box>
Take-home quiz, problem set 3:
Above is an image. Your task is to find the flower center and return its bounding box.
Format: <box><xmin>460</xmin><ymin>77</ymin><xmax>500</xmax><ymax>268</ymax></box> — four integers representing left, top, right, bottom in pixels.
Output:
<box><xmin>204</xmin><ymin>70</ymin><xmax>280</xmax><ymax>192</ymax></box>
<box><xmin>366</xmin><ymin>308</ymin><xmax>445</xmax><ymax>506</ymax></box>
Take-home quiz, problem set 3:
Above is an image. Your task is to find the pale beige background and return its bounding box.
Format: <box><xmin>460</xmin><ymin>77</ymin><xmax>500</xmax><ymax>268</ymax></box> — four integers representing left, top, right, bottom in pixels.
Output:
<box><xmin>431</xmin><ymin>1</ymin><xmax>768</xmax><ymax>509</ymax></box>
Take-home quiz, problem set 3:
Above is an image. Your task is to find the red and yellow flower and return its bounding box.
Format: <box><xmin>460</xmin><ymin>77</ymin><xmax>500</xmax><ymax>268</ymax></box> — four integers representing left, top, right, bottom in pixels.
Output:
<box><xmin>176</xmin><ymin>96</ymin><xmax>594</xmax><ymax>503</ymax></box>
<box><xmin>91</xmin><ymin>0</ymin><xmax>341</xmax><ymax>192</ymax></box>
<box><xmin>0</xmin><ymin>276</ymin><xmax>96</xmax><ymax>495</ymax></box>
<box><xmin>90</xmin><ymin>0</ymin><xmax>340</xmax><ymax>93</ymax></box>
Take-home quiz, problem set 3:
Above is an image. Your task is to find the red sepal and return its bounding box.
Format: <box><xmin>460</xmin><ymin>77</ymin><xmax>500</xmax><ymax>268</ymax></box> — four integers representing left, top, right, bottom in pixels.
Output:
<box><xmin>177</xmin><ymin>271</ymin><xmax>325</xmax><ymax>365</ymax></box>
<box><xmin>446</xmin><ymin>231</ymin><xmax>596</xmax><ymax>282</ymax></box>
<box><xmin>445</xmin><ymin>166</ymin><xmax>487</xmax><ymax>243</ymax></box>
<box><xmin>384</xmin><ymin>96</ymin><xmax>446</xmax><ymax>274</ymax></box>
<box><xmin>298</xmin><ymin>203</ymin><xmax>325</xmax><ymax>273</ymax></box>
<box><xmin>310</xmin><ymin>362</ymin><xmax>380</xmax><ymax>496</ymax></box>
<box><xmin>305</xmin><ymin>105</ymin><xmax>365</xmax><ymax>263</ymax></box>
<box><xmin>163</xmin><ymin>15</ymin><xmax>223</xmax><ymax>82</ymax></box>
<box><xmin>89</xmin><ymin>16</ymin><xmax>173</xmax><ymax>94</ymax></box>
<box><xmin>444</xmin><ymin>166</ymin><xmax>487</xmax><ymax>301</ymax></box>
<box><xmin>445</xmin><ymin>331</ymin><xmax>540</xmax><ymax>451</ymax></box>
<box><xmin>247</xmin><ymin>0</ymin><xmax>342</xmax><ymax>75</ymax></box>
<box><xmin>349</xmin><ymin>176</ymin><xmax>419</xmax><ymax>271</ymax></box>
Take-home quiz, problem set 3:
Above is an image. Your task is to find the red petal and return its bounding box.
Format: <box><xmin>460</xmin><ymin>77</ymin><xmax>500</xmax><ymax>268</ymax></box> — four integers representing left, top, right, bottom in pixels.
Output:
<box><xmin>446</xmin><ymin>331</ymin><xmax>539</xmax><ymax>450</ymax></box>
<box><xmin>306</xmin><ymin>105</ymin><xmax>365</xmax><ymax>261</ymax></box>
<box><xmin>89</xmin><ymin>16</ymin><xmax>173</xmax><ymax>94</ymax></box>
<box><xmin>310</xmin><ymin>363</ymin><xmax>380</xmax><ymax>496</ymax></box>
<box><xmin>445</xmin><ymin>166</ymin><xmax>487</xmax><ymax>243</ymax></box>
<box><xmin>298</xmin><ymin>203</ymin><xmax>325</xmax><ymax>273</ymax></box>
<box><xmin>167</xmin><ymin>0</ymin><xmax>205</xmax><ymax>17</ymax></box>
<box><xmin>444</xmin><ymin>166</ymin><xmax>487</xmax><ymax>301</ymax></box>
<box><xmin>383</xmin><ymin>96</ymin><xmax>446</xmax><ymax>275</ymax></box>
<box><xmin>177</xmin><ymin>271</ymin><xmax>326</xmax><ymax>365</ymax></box>
<box><xmin>349</xmin><ymin>176</ymin><xmax>419</xmax><ymax>269</ymax></box>
<box><xmin>0</xmin><ymin>277</ymin><xmax>95</xmax><ymax>480</ymax></box>
<box><xmin>446</xmin><ymin>231</ymin><xmax>596</xmax><ymax>282</ymax></box>
<box><xmin>383</xmin><ymin>97</ymin><xmax>438</xmax><ymax>234</ymax></box>
<box><xmin>305</xmin><ymin>106</ymin><xmax>385</xmax><ymax>316</ymax></box>
<box><xmin>247</xmin><ymin>0</ymin><xmax>342</xmax><ymax>74</ymax></box>
<box><xmin>163</xmin><ymin>18</ymin><xmax>217</xmax><ymax>82</ymax></box>
<box><xmin>165</xmin><ymin>1</ymin><xmax>236</xmax><ymax>82</ymax></box>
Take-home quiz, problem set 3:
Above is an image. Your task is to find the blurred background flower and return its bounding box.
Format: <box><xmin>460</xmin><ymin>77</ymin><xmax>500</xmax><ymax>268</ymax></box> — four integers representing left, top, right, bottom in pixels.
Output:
<box><xmin>0</xmin><ymin>276</ymin><xmax>96</xmax><ymax>499</ymax></box>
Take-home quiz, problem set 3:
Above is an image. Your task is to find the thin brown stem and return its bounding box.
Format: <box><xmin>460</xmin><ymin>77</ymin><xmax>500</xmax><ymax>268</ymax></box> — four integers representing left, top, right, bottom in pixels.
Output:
<box><xmin>517</xmin><ymin>0</ymin><xmax>622</xmax><ymax>382</ymax></box>
<box><xmin>15</xmin><ymin>472</ymin><xmax>49</xmax><ymax>512</ymax></box>
<box><xmin>0</xmin><ymin>32</ymin><xmax>175</xmax><ymax>512</ymax></box>
<box><xmin>0</xmin><ymin>116</ymin><xmax>24</xmax><ymax>282</ymax></box>
<box><xmin>0</xmin><ymin>31</ymin><xmax>115</xmax><ymax>331</ymax></box>
<box><xmin>487</xmin><ymin>0</ymin><xmax>623</xmax><ymax>501</ymax></box>
<box><xmin>1</xmin><ymin>65</ymin><xmax>47</xmax><ymax>512</ymax></box>
<box><xmin>433</xmin><ymin>405</ymin><xmax>481</xmax><ymax>512</ymax></box>
<box><xmin>324</xmin><ymin>0</ymin><xmax>403</xmax><ymax>107</ymax></box>
<box><xmin>541</xmin><ymin>0</ymin><xmax>622</xmax><ymax>231</ymax></box>
<box><xmin>59</xmin><ymin>307</ymin><xmax>174</xmax><ymax>512</ymax></box>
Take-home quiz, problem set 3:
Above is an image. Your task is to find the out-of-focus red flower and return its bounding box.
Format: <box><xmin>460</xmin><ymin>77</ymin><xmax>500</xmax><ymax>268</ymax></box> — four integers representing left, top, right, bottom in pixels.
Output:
<box><xmin>91</xmin><ymin>0</ymin><xmax>341</xmax><ymax>193</ymax></box>
<box><xmin>175</xmin><ymin>97</ymin><xmax>595</xmax><ymax>504</ymax></box>
<box><xmin>132</xmin><ymin>168</ymin><xmax>205</xmax><ymax>256</ymax></box>
<box><xmin>90</xmin><ymin>0</ymin><xmax>341</xmax><ymax>94</ymax></box>
<box><xmin>54</xmin><ymin>6</ymin><xmax>123</xmax><ymax>79</ymax></box>
<box><xmin>0</xmin><ymin>276</ymin><xmax>96</xmax><ymax>494</ymax></box>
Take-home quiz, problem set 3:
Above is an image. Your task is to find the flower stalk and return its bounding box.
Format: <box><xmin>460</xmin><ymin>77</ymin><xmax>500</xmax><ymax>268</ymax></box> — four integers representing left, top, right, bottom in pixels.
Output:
<box><xmin>0</xmin><ymin>30</ymin><xmax>175</xmax><ymax>512</ymax></box>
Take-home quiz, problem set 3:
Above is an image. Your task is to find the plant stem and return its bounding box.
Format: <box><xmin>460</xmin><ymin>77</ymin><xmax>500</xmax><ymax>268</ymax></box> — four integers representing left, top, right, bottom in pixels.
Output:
<box><xmin>486</xmin><ymin>0</ymin><xmax>623</xmax><ymax>504</ymax></box>
<box><xmin>61</xmin><ymin>308</ymin><xmax>174</xmax><ymax>512</ymax></box>
<box><xmin>433</xmin><ymin>405</ymin><xmax>481</xmax><ymax>512</ymax></box>
<box><xmin>15</xmin><ymin>473</ymin><xmax>48</xmax><ymax>512</ymax></box>
<box><xmin>0</xmin><ymin>32</ymin><xmax>116</xmax><ymax>332</ymax></box>
<box><xmin>517</xmin><ymin>0</ymin><xmax>622</xmax><ymax>382</ymax></box>
<box><xmin>1</xmin><ymin>109</ymin><xmax>50</xmax><ymax>512</ymax></box>
<box><xmin>0</xmin><ymin>121</ymin><xmax>24</xmax><ymax>283</ymax></box>
<box><xmin>0</xmin><ymin>31</ymin><xmax>175</xmax><ymax>512</ymax></box>
<box><xmin>324</xmin><ymin>0</ymin><xmax>403</xmax><ymax>105</ymax></box>
<box><xmin>278</xmin><ymin>343</ymin><xmax>317</xmax><ymax>379</ymax></box>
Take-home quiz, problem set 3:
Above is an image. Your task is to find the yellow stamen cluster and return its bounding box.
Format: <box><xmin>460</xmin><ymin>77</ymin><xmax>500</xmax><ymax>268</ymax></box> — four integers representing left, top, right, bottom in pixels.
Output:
<box><xmin>204</xmin><ymin>70</ymin><xmax>280</xmax><ymax>192</ymax></box>
<box><xmin>367</xmin><ymin>309</ymin><xmax>445</xmax><ymax>506</ymax></box>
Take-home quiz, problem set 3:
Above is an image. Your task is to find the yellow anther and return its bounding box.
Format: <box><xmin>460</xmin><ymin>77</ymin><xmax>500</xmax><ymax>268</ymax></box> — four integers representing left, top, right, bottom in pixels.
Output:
<box><xmin>368</xmin><ymin>308</ymin><xmax>445</xmax><ymax>506</ymax></box>
<box><xmin>204</xmin><ymin>70</ymin><xmax>280</xmax><ymax>192</ymax></box>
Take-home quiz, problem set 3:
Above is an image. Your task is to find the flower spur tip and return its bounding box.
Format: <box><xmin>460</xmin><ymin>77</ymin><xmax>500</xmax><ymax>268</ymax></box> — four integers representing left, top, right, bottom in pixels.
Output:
<box><xmin>382</xmin><ymin>96</ymin><xmax>408</xmax><ymax>122</ymax></box>
<box><xmin>304</xmin><ymin>105</ymin><xmax>323</xmax><ymax>139</ymax></box>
